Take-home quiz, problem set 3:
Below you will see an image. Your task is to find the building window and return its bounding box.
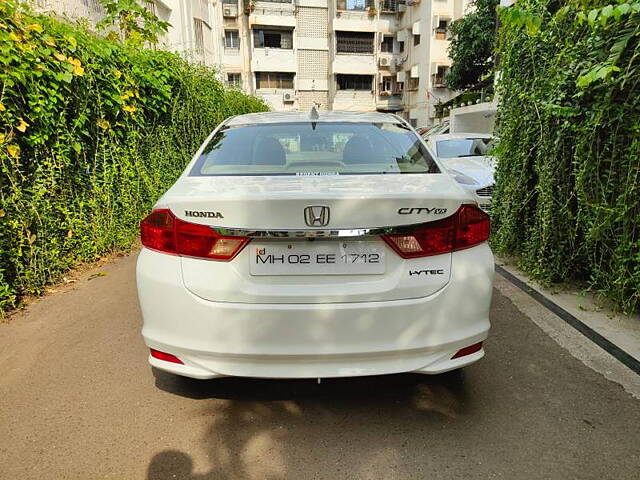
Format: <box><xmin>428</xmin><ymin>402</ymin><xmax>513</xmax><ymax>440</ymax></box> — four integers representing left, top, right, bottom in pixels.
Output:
<box><xmin>380</xmin><ymin>0</ymin><xmax>398</xmax><ymax>12</ymax></box>
<box><xmin>224</xmin><ymin>30</ymin><xmax>240</xmax><ymax>49</ymax></box>
<box><xmin>381</xmin><ymin>36</ymin><xmax>394</xmax><ymax>53</ymax></box>
<box><xmin>432</xmin><ymin>65</ymin><xmax>450</xmax><ymax>87</ymax></box>
<box><xmin>337</xmin><ymin>74</ymin><xmax>373</xmax><ymax>90</ymax></box>
<box><xmin>410</xmin><ymin>118</ymin><xmax>418</xmax><ymax>127</ymax></box>
<box><xmin>337</xmin><ymin>0</ymin><xmax>375</xmax><ymax>11</ymax></box>
<box><xmin>396</xmin><ymin>81</ymin><xmax>404</xmax><ymax>92</ymax></box>
<box><xmin>408</xmin><ymin>76</ymin><xmax>419</xmax><ymax>90</ymax></box>
<box><xmin>194</xmin><ymin>18</ymin><xmax>205</xmax><ymax>53</ymax></box>
<box><xmin>435</xmin><ymin>18</ymin><xmax>450</xmax><ymax>40</ymax></box>
<box><xmin>256</xmin><ymin>72</ymin><xmax>294</xmax><ymax>89</ymax></box>
<box><xmin>336</xmin><ymin>31</ymin><xmax>374</xmax><ymax>54</ymax></box>
<box><xmin>398</xmin><ymin>40</ymin><xmax>405</xmax><ymax>53</ymax></box>
<box><xmin>380</xmin><ymin>76</ymin><xmax>393</xmax><ymax>92</ymax></box>
<box><xmin>227</xmin><ymin>73</ymin><xmax>242</xmax><ymax>88</ymax></box>
<box><xmin>253</xmin><ymin>28</ymin><xmax>293</xmax><ymax>49</ymax></box>
<box><xmin>413</xmin><ymin>33</ymin><xmax>420</xmax><ymax>46</ymax></box>
<box><xmin>222</xmin><ymin>0</ymin><xmax>236</xmax><ymax>3</ymax></box>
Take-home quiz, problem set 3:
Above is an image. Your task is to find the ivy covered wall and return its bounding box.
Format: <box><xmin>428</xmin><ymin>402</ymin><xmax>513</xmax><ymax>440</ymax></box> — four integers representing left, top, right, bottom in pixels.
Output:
<box><xmin>492</xmin><ymin>0</ymin><xmax>640</xmax><ymax>312</ymax></box>
<box><xmin>0</xmin><ymin>1</ymin><xmax>268</xmax><ymax>313</ymax></box>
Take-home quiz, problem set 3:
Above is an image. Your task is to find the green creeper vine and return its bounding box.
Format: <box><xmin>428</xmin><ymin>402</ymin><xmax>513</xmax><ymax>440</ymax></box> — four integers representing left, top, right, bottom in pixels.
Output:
<box><xmin>0</xmin><ymin>1</ymin><xmax>268</xmax><ymax>314</ymax></box>
<box><xmin>492</xmin><ymin>0</ymin><xmax>640</xmax><ymax>313</ymax></box>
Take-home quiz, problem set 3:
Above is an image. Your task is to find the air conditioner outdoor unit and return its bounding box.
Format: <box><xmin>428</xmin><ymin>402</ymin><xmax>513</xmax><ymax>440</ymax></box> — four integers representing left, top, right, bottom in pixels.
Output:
<box><xmin>283</xmin><ymin>92</ymin><xmax>295</xmax><ymax>103</ymax></box>
<box><xmin>223</xmin><ymin>5</ymin><xmax>238</xmax><ymax>17</ymax></box>
<box><xmin>379</xmin><ymin>57</ymin><xmax>390</xmax><ymax>67</ymax></box>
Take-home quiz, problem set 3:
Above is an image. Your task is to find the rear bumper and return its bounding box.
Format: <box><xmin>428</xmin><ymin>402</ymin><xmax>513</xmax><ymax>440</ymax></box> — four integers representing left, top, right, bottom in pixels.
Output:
<box><xmin>136</xmin><ymin>245</ymin><xmax>494</xmax><ymax>379</ymax></box>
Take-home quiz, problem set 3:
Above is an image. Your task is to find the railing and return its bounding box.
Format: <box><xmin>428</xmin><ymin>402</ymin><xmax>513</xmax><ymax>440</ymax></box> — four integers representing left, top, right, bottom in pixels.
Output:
<box><xmin>380</xmin><ymin>0</ymin><xmax>398</xmax><ymax>12</ymax></box>
<box><xmin>250</xmin><ymin>7</ymin><xmax>294</xmax><ymax>15</ymax></box>
<box><xmin>336</xmin><ymin>0</ymin><xmax>375</xmax><ymax>11</ymax></box>
<box><xmin>432</xmin><ymin>75</ymin><xmax>446</xmax><ymax>87</ymax></box>
<box><xmin>336</xmin><ymin>35</ymin><xmax>374</xmax><ymax>54</ymax></box>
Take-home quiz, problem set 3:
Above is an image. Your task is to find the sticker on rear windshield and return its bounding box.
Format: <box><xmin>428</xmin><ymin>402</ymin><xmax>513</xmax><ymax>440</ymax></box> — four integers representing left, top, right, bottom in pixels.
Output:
<box><xmin>296</xmin><ymin>172</ymin><xmax>339</xmax><ymax>176</ymax></box>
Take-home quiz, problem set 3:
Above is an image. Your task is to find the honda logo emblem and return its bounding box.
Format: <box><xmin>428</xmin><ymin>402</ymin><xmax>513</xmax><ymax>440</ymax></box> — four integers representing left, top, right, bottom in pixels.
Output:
<box><xmin>304</xmin><ymin>205</ymin><xmax>330</xmax><ymax>227</ymax></box>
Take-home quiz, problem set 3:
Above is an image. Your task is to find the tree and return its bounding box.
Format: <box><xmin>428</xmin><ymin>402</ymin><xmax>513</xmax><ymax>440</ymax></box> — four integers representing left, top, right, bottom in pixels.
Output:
<box><xmin>446</xmin><ymin>0</ymin><xmax>498</xmax><ymax>90</ymax></box>
<box><xmin>97</xmin><ymin>0</ymin><xmax>170</xmax><ymax>47</ymax></box>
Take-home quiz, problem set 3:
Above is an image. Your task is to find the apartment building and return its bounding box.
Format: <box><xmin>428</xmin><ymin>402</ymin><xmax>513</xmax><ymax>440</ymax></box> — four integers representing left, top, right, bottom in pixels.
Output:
<box><xmin>214</xmin><ymin>0</ymin><xmax>469</xmax><ymax>126</ymax></box>
<box><xmin>35</xmin><ymin>0</ymin><xmax>469</xmax><ymax>126</ymax></box>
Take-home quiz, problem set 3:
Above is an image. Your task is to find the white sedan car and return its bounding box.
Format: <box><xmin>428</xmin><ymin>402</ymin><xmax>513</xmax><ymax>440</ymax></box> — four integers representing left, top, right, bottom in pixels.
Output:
<box><xmin>425</xmin><ymin>133</ymin><xmax>496</xmax><ymax>212</ymax></box>
<box><xmin>136</xmin><ymin>111</ymin><xmax>494</xmax><ymax>380</ymax></box>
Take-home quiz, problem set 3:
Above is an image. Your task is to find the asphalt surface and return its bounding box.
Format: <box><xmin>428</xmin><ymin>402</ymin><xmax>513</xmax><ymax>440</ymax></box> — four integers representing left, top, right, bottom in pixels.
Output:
<box><xmin>1</xmin><ymin>252</ymin><xmax>639</xmax><ymax>480</ymax></box>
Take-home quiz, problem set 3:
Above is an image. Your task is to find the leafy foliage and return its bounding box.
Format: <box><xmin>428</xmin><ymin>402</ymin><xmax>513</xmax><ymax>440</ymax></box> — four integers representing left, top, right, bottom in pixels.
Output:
<box><xmin>0</xmin><ymin>1</ymin><xmax>268</xmax><ymax>314</ymax></box>
<box><xmin>446</xmin><ymin>0</ymin><xmax>499</xmax><ymax>90</ymax></box>
<box><xmin>492</xmin><ymin>0</ymin><xmax>640</xmax><ymax>313</ymax></box>
<box><xmin>96</xmin><ymin>0</ymin><xmax>170</xmax><ymax>46</ymax></box>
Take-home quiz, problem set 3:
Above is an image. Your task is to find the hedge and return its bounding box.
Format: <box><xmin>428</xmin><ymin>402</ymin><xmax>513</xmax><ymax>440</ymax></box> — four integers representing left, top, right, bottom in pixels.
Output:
<box><xmin>0</xmin><ymin>1</ymin><xmax>268</xmax><ymax>313</ymax></box>
<box><xmin>492</xmin><ymin>0</ymin><xmax>640</xmax><ymax>313</ymax></box>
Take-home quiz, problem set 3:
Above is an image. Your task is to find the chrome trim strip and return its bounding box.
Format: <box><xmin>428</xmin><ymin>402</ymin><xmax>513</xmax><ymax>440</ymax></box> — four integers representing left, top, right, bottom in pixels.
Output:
<box><xmin>212</xmin><ymin>224</ymin><xmax>421</xmax><ymax>238</ymax></box>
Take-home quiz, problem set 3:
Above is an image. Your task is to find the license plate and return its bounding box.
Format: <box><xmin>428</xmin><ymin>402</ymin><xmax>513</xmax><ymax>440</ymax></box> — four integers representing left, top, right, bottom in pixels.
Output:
<box><xmin>249</xmin><ymin>241</ymin><xmax>385</xmax><ymax>276</ymax></box>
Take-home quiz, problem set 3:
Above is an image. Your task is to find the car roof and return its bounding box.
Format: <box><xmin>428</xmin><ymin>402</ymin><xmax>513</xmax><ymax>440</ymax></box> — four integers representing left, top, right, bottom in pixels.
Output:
<box><xmin>225</xmin><ymin>111</ymin><xmax>405</xmax><ymax>127</ymax></box>
<box><xmin>429</xmin><ymin>133</ymin><xmax>493</xmax><ymax>141</ymax></box>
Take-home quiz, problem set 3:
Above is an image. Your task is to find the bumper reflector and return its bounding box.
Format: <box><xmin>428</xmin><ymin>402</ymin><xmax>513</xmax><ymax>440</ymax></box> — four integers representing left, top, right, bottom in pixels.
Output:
<box><xmin>451</xmin><ymin>342</ymin><xmax>483</xmax><ymax>359</ymax></box>
<box><xmin>150</xmin><ymin>348</ymin><xmax>184</xmax><ymax>364</ymax></box>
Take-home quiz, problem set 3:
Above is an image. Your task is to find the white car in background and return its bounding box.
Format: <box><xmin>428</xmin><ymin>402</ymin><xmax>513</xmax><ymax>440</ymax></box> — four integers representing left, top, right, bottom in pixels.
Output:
<box><xmin>136</xmin><ymin>111</ymin><xmax>494</xmax><ymax>380</ymax></box>
<box><xmin>425</xmin><ymin>133</ymin><xmax>496</xmax><ymax>213</ymax></box>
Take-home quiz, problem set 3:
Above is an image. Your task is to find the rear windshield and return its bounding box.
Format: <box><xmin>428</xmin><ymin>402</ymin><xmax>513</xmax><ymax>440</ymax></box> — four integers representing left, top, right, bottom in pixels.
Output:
<box><xmin>190</xmin><ymin>122</ymin><xmax>439</xmax><ymax>176</ymax></box>
<box><xmin>436</xmin><ymin>138</ymin><xmax>494</xmax><ymax>158</ymax></box>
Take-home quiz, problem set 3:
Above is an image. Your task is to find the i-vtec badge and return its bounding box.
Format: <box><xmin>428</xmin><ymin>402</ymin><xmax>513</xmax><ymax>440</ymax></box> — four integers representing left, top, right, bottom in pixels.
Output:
<box><xmin>398</xmin><ymin>207</ymin><xmax>448</xmax><ymax>215</ymax></box>
<box><xmin>409</xmin><ymin>269</ymin><xmax>445</xmax><ymax>276</ymax></box>
<box><xmin>185</xmin><ymin>210</ymin><xmax>224</xmax><ymax>219</ymax></box>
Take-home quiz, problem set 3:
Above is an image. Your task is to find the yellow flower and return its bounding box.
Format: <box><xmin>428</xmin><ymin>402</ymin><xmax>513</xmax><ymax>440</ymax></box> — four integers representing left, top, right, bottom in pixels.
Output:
<box><xmin>0</xmin><ymin>133</ymin><xmax>5</xmax><ymax>143</ymax></box>
<box><xmin>9</xmin><ymin>32</ymin><xmax>20</xmax><ymax>42</ymax></box>
<box><xmin>0</xmin><ymin>103</ymin><xmax>5</xmax><ymax>112</ymax></box>
<box><xmin>16</xmin><ymin>118</ymin><xmax>29</xmax><ymax>133</ymax></box>
<box><xmin>7</xmin><ymin>144</ymin><xmax>20</xmax><ymax>158</ymax></box>
<box><xmin>73</xmin><ymin>64</ymin><xmax>84</xmax><ymax>76</ymax></box>
<box><xmin>114</xmin><ymin>70</ymin><xmax>122</xmax><ymax>78</ymax></box>
<box><xmin>96</xmin><ymin>118</ymin><xmax>110</xmax><ymax>130</ymax></box>
<box><xmin>27</xmin><ymin>23</ymin><xmax>43</xmax><ymax>33</ymax></box>
<box><xmin>54</xmin><ymin>52</ymin><xmax>67</xmax><ymax>62</ymax></box>
<box><xmin>68</xmin><ymin>57</ymin><xmax>81</xmax><ymax>67</ymax></box>
<box><xmin>123</xmin><ymin>105</ymin><xmax>137</xmax><ymax>113</ymax></box>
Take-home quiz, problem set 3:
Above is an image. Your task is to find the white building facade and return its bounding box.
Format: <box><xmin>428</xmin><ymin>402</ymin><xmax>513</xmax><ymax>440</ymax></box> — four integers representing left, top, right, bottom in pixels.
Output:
<box><xmin>35</xmin><ymin>0</ymin><xmax>470</xmax><ymax>126</ymax></box>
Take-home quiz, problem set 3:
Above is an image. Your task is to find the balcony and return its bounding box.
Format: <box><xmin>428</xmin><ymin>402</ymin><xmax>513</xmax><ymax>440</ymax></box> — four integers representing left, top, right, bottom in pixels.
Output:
<box><xmin>333</xmin><ymin>54</ymin><xmax>377</xmax><ymax>75</ymax></box>
<box><xmin>248</xmin><ymin>0</ymin><xmax>296</xmax><ymax>27</ymax></box>
<box><xmin>334</xmin><ymin>1</ymin><xmax>377</xmax><ymax>31</ymax></box>
<box><xmin>251</xmin><ymin>48</ymin><xmax>296</xmax><ymax>72</ymax></box>
<box><xmin>332</xmin><ymin>90</ymin><xmax>376</xmax><ymax>111</ymax></box>
<box><xmin>376</xmin><ymin>92</ymin><xmax>403</xmax><ymax>111</ymax></box>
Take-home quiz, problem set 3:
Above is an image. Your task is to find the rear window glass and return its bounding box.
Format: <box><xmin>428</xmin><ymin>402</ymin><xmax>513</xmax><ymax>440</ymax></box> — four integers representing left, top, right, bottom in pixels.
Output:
<box><xmin>190</xmin><ymin>122</ymin><xmax>439</xmax><ymax>176</ymax></box>
<box><xmin>436</xmin><ymin>138</ymin><xmax>494</xmax><ymax>158</ymax></box>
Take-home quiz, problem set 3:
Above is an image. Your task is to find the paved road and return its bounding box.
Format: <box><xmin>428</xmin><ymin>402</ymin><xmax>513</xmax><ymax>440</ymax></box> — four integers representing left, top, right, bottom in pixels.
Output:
<box><xmin>1</xmin><ymin>252</ymin><xmax>639</xmax><ymax>480</ymax></box>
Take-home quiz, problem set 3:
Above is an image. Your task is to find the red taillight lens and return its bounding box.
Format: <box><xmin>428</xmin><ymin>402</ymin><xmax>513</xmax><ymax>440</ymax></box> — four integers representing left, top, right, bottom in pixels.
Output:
<box><xmin>140</xmin><ymin>209</ymin><xmax>249</xmax><ymax>261</ymax></box>
<box><xmin>150</xmin><ymin>348</ymin><xmax>184</xmax><ymax>364</ymax></box>
<box><xmin>140</xmin><ymin>209</ymin><xmax>176</xmax><ymax>253</ymax></box>
<box><xmin>451</xmin><ymin>341</ymin><xmax>483</xmax><ymax>359</ymax></box>
<box><xmin>382</xmin><ymin>204</ymin><xmax>489</xmax><ymax>258</ymax></box>
<box><xmin>454</xmin><ymin>204</ymin><xmax>491</xmax><ymax>251</ymax></box>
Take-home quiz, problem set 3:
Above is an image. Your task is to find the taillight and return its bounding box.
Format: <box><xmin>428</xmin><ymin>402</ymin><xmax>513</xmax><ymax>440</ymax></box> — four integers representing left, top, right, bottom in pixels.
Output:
<box><xmin>140</xmin><ymin>209</ymin><xmax>249</xmax><ymax>261</ymax></box>
<box><xmin>150</xmin><ymin>348</ymin><xmax>183</xmax><ymax>364</ymax></box>
<box><xmin>382</xmin><ymin>204</ymin><xmax>489</xmax><ymax>258</ymax></box>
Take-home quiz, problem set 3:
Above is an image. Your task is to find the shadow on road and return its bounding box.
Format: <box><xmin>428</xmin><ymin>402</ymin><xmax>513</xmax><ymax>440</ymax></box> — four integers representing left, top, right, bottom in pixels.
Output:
<box><xmin>147</xmin><ymin>370</ymin><xmax>471</xmax><ymax>479</ymax></box>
